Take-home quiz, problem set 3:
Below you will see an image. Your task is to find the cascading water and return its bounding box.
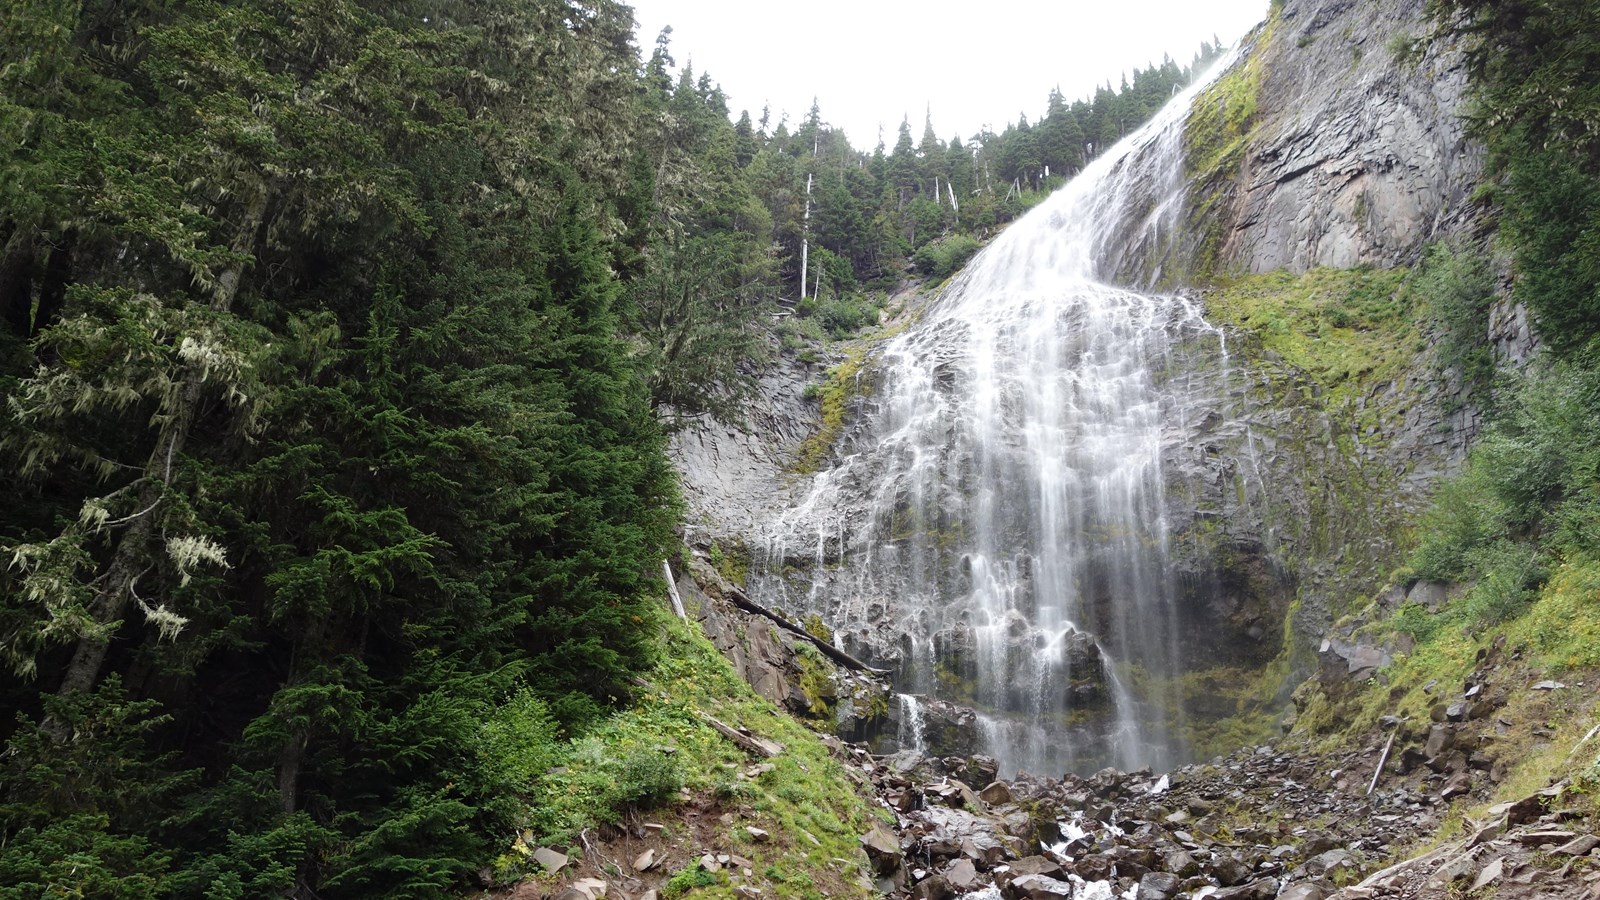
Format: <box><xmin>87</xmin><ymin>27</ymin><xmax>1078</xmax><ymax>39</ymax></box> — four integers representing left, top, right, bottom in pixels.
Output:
<box><xmin>754</xmin><ymin>53</ymin><xmax>1241</xmax><ymax>777</ymax></box>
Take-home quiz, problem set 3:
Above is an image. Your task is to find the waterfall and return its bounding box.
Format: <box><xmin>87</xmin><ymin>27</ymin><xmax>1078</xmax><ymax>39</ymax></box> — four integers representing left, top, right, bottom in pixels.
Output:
<box><xmin>897</xmin><ymin>693</ymin><xmax>927</xmax><ymax>754</ymax></box>
<box><xmin>755</xmin><ymin>53</ymin><xmax>1241</xmax><ymax>777</ymax></box>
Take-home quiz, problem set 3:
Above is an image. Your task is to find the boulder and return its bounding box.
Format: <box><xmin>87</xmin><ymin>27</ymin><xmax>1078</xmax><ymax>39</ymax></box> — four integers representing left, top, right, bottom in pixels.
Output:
<box><xmin>944</xmin><ymin>858</ymin><xmax>980</xmax><ymax>890</ymax></box>
<box><xmin>1136</xmin><ymin>871</ymin><xmax>1181</xmax><ymax>899</ymax></box>
<box><xmin>914</xmin><ymin>875</ymin><xmax>954</xmax><ymax>900</ymax></box>
<box><xmin>979</xmin><ymin>781</ymin><xmax>1014</xmax><ymax>805</ymax></box>
<box><xmin>1164</xmin><ymin>849</ymin><xmax>1199</xmax><ymax>877</ymax></box>
<box><xmin>1004</xmin><ymin>874</ymin><xmax>1075</xmax><ymax>900</ymax></box>
<box><xmin>1008</xmin><ymin>856</ymin><xmax>1066</xmax><ymax>879</ymax></box>
<box><xmin>1424</xmin><ymin>852</ymin><xmax>1477</xmax><ymax>889</ymax></box>
<box><xmin>968</xmin><ymin>755</ymin><xmax>1001</xmax><ymax>789</ymax></box>
<box><xmin>1318</xmin><ymin>639</ymin><xmax>1391</xmax><ymax>683</ymax></box>
<box><xmin>1304</xmin><ymin>848</ymin><xmax>1360</xmax><ymax>881</ymax></box>
<box><xmin>1210</xmin><ymin>878</ymin><xmax>1278</xmax><ymax>900</ymax></box>
<box><xmin>1470</xmin><ymin>858</ymin><xmax>1504</xmax><ymax>892</ymax></box>
<box><xmin>1212</xmin><ymin>855</ymin><xmax>1253</xmax><ymax>886</ymax></box>
<box><xmin>861</xmin><ymin>824</ymin><xmax>903</xmax><ymax>875</ymax></box>
<box><xmin>1073</xmin><ymin>854</ymin><xmax>1115</xmax><ymax>882</ymax></box>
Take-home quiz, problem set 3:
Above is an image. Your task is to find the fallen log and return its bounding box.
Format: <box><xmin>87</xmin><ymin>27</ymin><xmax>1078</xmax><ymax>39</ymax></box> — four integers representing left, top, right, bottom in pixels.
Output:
<box><xmin>700</xmin><ymin>713</ymin><xmax>784</xmax><ymax>758</ymax></box>
<box><xmin>662</xmin><ymin>560</ymin><xmax>688</xmax><ymax>620</ymax></box>
<box><xmin>1368</xmin><ymin>728</ymin><xmax>1397</xmax><ymax>796</ymax></box>
<box><xmin>725</xmin><ymin>585</ymin><xmax>889</xmax><ymax>675</ymax></box>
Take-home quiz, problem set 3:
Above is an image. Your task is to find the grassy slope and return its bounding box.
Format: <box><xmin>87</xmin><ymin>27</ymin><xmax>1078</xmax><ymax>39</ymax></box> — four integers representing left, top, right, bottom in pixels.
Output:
<box><xmin>485</xmin><ymin>608</ymin><xmax>880</xmax><ymax>900</ymax></box>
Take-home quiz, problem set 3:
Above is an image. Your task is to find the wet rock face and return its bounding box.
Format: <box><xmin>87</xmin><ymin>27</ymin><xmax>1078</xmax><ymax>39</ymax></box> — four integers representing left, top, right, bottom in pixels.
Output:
<box><xmin>1214</xmin><ymin>0</ymin><xmax>1482</xmax><ymax>274</ymax></box>
<box><xmin>669</xmin><ymin>354</ymin><xmax>821</xmax><ymax>547</ymax></box>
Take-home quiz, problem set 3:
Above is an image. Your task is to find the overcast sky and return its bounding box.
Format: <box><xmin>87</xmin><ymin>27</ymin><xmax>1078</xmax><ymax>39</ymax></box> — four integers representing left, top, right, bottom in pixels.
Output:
<box><xmin>627</xmin><ymin>0</ymin><xmax>1270</xmax><ymax>147</ymax></box>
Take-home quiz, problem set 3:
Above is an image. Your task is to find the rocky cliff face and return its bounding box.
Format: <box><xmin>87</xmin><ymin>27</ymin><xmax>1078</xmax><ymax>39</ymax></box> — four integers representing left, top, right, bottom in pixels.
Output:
<box><xmin>1205</xmin><ymin>0</ymin><xmax>1483</xmax><ymax>274</ymax></box>
<box><xmin>670</xmin><ymin>0</ymin><xmax>1491</xmax><ymax>769</ymax></box>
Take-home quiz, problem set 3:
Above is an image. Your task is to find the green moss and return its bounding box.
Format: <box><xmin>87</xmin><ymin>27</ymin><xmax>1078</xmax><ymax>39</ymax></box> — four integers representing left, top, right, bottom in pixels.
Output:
<box><xmin>1207</xmin><ymin>267</ymin><xmax>1414</xmax><ymax>405</ymax></box>
<box><xmin>794</xmin><ymin>643</ymin><xmax>835</xmax><ymax>720</ymax></box>
<box><xmin>801</xmin><ymin>614</ymin><xmax>833</xmax><ymax>644</ymax></box>
<box><xmin>709</xmin><ymin>540</ymin><xmax>750</xmax><ymax>587</ymax></box>
<box><xmin>1184</xmin><ymin>11</ymin><xmax>1277</xmax><ymax>279</ymax></box>
<box><xmin>793</xmin><ymin>347</ymin><xmax>868</xmax><ymax>475</ymax></box>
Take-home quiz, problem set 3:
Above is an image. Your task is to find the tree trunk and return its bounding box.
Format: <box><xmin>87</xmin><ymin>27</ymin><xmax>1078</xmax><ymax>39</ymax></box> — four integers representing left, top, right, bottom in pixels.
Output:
<box><xmin>0</xmin><ymin>227</ymin><xmax>37</xmax><ymax>337</ymax></box>
<box><xmin>32</xmin><ymin>230</ymin><xmax>75</xmax><ymax>338</ymax></box>
<box><xmin>278</xmin><ymin>725</ymin><xmax>309</xmax><ymax>813</ymax></box>
<box><xmin>59</xmin><ymin>190</ymin><xmax>268</xmax><ymax>695</ymax></box>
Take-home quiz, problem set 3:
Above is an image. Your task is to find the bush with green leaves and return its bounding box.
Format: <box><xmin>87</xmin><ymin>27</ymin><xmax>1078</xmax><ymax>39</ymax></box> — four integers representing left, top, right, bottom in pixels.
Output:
<box><xmin>912</xmin><ymin>235</ymin><xmax>982</xmax><ymax>279</ymax></box>
<box><xmin>1407</xmin><ymin>358</ymin><xmax>1600</xmax><ymax>631</ymax></box>
<box><xmin>612</xmin><ymin>749</ymin><xmax>685</xmax><ymax>811</ymax></box>
<box><xmin>1411</xmin><ymin>241</ymin><xmax>1496</xmax><ymax>388</ymax></box>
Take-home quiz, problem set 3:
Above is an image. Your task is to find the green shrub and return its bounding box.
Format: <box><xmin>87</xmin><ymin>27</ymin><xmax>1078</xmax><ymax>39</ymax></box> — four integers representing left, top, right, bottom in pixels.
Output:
<box><xmin>1392</xmin><ymin>602</ymin><xmax>1442</xmax><ymax>643</ymax></box>
<box><xmin>613</xmin><ymin>749</ymin><xmax>683</xmax><ymax>810</ymax></box>
<box><xmin>1409</xmin><ymin>469</ymin><xmax>1507</xmax><ymax>582</ymax></box>
<box><xmin>1454</xmin><ymin>542</ymin><xmax>1546</xmax><ymax>625</ymax></box>
<box><xmin>912</xmin><ymin>234</ymin><xmax>981</xmax><ymax>279</ymax></box>
<box><xmin>1411</xmin><ymin>241</ymin><xmax>1495</xmax><ymax>388</ymax></box>
<box><xmin>662</xmin><ymin>861</ymin><xmax>720</xmax><ymax>899</ymax></box>
<box><xmin>473</xmin><ymin>689</ymin><xmax>562</xmax><ymax>804</ymax></box>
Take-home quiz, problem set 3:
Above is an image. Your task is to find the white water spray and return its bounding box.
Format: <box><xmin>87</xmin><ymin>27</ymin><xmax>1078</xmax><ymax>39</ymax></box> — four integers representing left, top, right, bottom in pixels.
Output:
<box><xmin>755</xmin><ymin>52</ymin><xmax>1241</xmax><ymax>776</ymax></box>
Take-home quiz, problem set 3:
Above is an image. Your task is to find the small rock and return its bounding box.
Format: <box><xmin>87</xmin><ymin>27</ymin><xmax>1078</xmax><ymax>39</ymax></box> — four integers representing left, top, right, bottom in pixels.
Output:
<box><xmin>734</xmin><ymin>887</ymin><xmax>762</xmax><ymax>900</ymax></box>
<box><xmin>571</xmin><ymin>878</ymin><xmax>609</xmax><ymax>900</ymax></box>
<box><xmin>533</xmin><ymin>847</ymin><xmax>570</xmax><ymax>874</ymax></box>
<box><xmin>1532</xmin><ymin>681</ymin><xmax>1567</xmax><ymax>691</ymax></box>
<box><xmin>1471</xmin><ymin>858</ymin><xmax>1504</xmax><ymax>892</ymax></box>
<box><xmin>1137</xmin><ymin>871</ymin><xmax>1181</xmax><ymax>899</ymax></box>
<box><xmin>633</xmin><ymin>849</ymin><xmax>656</xmax><ymax>872</ymax></box>
<box><xmin>1278</xmin><ymin>883</ymin><xmax>1328</xmax><ymax>900</ymax></box>
<box><xmin>1425</xmin><ymin>853</ymin><xmax>1476</xmax><ymax>889</ymax></box>
<box><xmin>1555</xmin><ymin>835</ymin><xmax>1600</xmax><ymax>856</ymax></box>
<box><xmin>746</xmin><ymin>826</ymin><xmax>770</xmax><ymax>843</ymax></box>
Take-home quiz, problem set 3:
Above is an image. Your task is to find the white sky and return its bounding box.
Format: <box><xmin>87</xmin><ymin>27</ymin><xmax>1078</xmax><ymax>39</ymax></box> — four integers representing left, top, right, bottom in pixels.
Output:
<box><xmin>628</xmin><ymin>0</ymin><xmax>1270</xmax><ymax>147</ymax></box>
